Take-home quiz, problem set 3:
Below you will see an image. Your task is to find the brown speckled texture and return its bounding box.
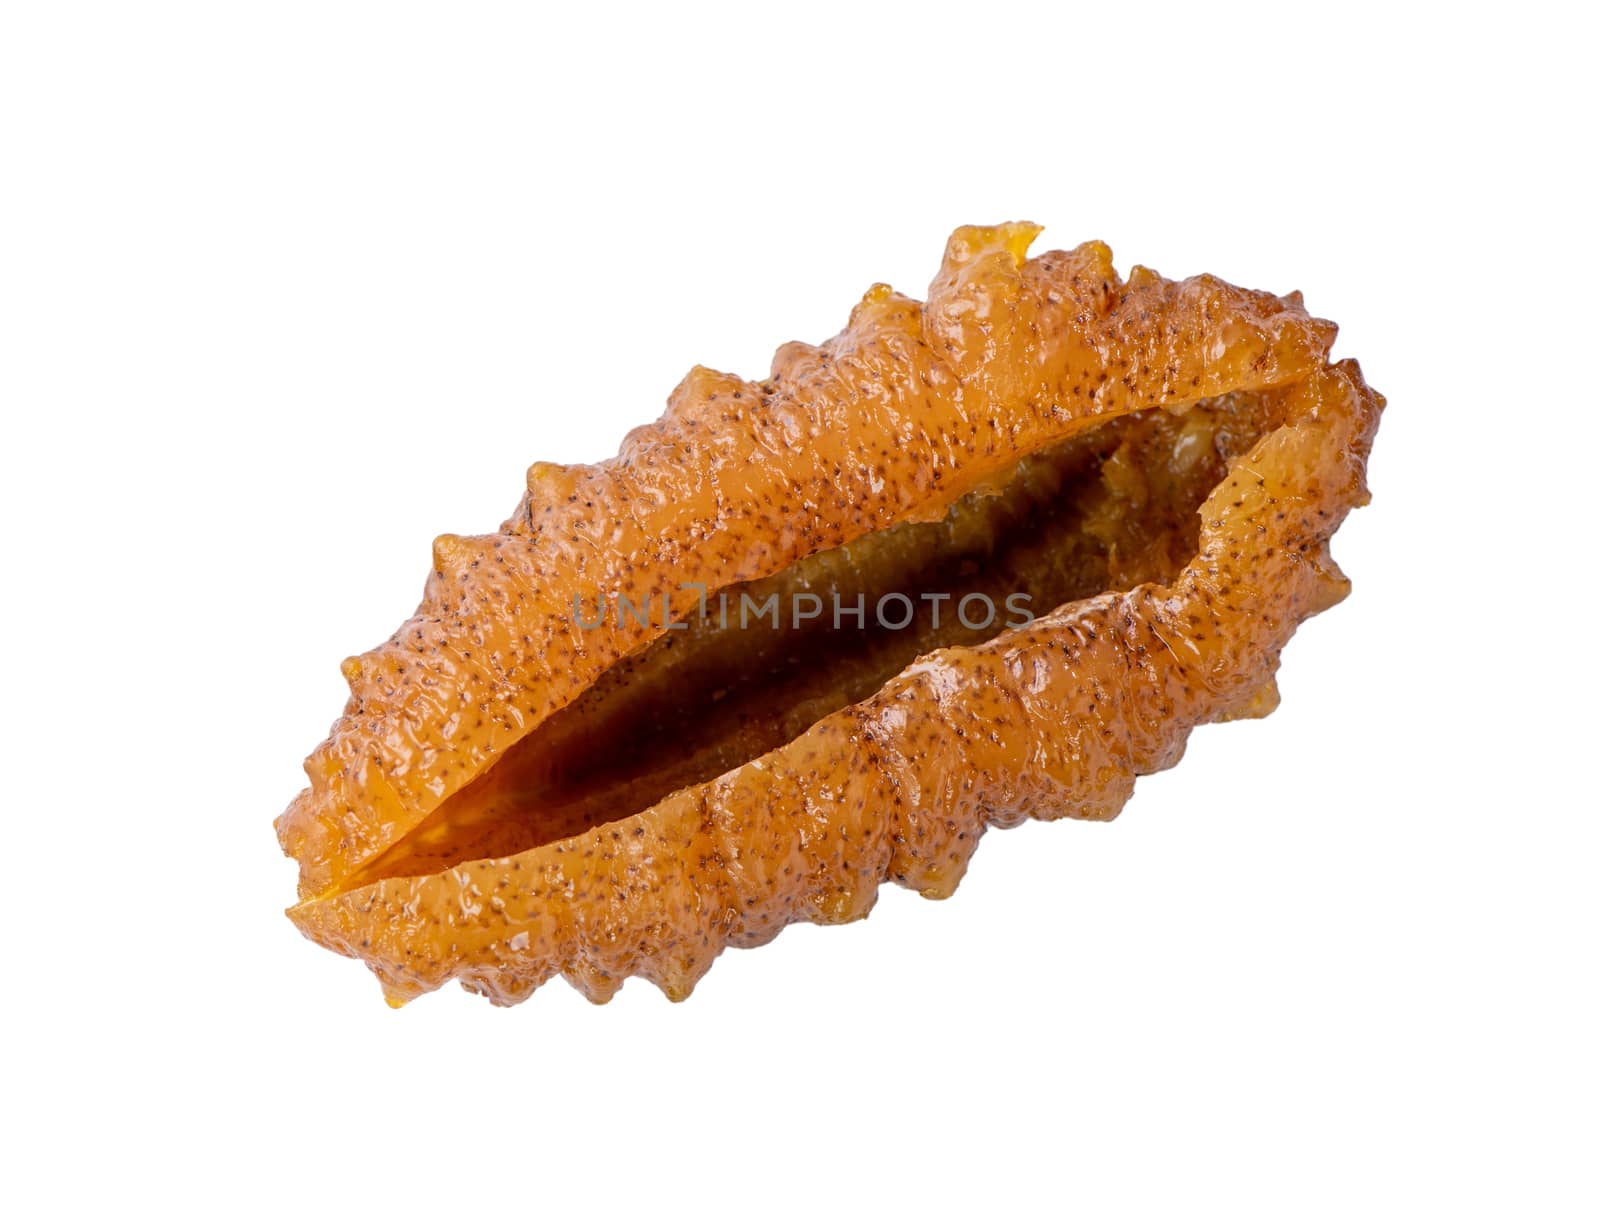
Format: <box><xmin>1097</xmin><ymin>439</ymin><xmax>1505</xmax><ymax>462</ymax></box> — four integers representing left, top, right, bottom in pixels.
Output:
<box><xmin>278</xmin><ymin>224</ymin><xmax>1381</xmax><ymax>1006</ymax></box>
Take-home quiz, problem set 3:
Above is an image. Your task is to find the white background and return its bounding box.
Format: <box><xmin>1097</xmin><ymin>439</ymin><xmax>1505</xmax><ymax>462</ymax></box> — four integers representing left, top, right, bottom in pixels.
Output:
<box><xmin>4</xmin><ymin>3</ymin><xmax>1594</xmax><ymax>1208</ymax></box>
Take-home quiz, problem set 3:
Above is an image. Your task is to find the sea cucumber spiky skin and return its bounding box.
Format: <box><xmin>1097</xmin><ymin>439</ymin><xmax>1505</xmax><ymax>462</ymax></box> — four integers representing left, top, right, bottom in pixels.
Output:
<box><xmin>286</xmin><ymin>350</ymin><xmax>1381</xmax><ymax>1007</ymax></box>
<box><xmin>277</xmin><ymin>225</ymin><xmax>1337</xmax><ymax>903</ymax></box>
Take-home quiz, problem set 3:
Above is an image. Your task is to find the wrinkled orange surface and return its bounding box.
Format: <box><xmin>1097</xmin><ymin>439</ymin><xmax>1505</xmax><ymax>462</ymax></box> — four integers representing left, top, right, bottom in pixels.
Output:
<box><xmin>277</xmin><ymin>224</ymin><xmax>1382</xmax><ymax>1006</ymax></box>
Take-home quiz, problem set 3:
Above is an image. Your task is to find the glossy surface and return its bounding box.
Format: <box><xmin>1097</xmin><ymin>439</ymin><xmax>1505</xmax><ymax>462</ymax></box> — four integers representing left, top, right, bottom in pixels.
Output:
<box><xmin>277</xmin><ymin>225</ymin><xmax>1381</xmax><ymax>1005</ymax></box>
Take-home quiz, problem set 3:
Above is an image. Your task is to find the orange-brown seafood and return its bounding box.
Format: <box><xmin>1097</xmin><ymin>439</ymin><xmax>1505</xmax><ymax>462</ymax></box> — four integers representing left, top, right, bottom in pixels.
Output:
<box><xmin>278</xmin><ymin>223</ymin><xmax>1383</xmax><ymax>1006</ymax></box>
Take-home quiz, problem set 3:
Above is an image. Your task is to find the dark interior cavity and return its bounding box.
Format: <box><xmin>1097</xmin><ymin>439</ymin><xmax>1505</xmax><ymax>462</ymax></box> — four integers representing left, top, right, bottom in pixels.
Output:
<box><xmin>340</xmin><ymin>394</ymin><xmax>1275</xmax><ymax>890</ymax></box>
